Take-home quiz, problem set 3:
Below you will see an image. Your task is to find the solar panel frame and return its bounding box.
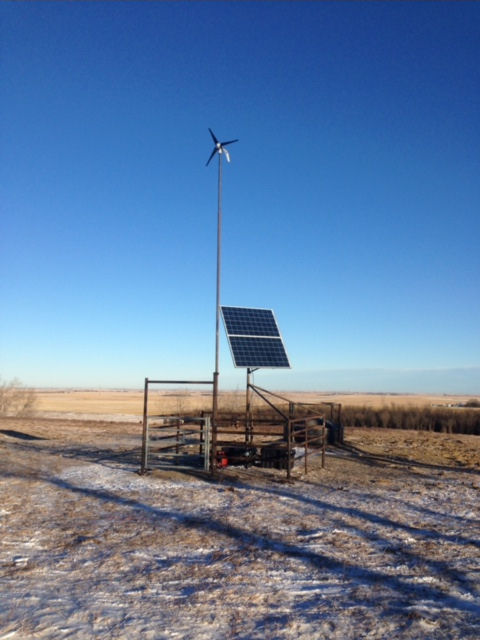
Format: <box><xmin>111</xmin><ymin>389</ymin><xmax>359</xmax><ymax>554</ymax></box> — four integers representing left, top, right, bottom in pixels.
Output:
<box><xmin>221</xmin><ymin>306</ymin><xmax>291</xmax><ymax>369</ymax></box>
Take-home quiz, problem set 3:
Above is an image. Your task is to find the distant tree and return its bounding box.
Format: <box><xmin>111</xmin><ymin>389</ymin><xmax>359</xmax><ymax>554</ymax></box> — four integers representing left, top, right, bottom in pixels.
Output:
<box><xmin>0</xmin><ymin>377</ymin><xmax>37</xmax><ymax>416</ymax></box>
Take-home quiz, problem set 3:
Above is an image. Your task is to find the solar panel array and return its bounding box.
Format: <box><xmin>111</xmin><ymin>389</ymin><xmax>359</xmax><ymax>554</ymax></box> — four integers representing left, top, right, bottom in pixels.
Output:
<box><xmin>221</xmin><ymin>306</ymin><xmax>291</xmax><ymax>368</ymax></box>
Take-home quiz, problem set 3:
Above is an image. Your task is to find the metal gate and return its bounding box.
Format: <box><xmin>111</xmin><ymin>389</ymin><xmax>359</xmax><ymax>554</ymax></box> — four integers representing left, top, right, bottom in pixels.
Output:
<box><xmin>140</xmin><ymin>377</ymin><xmax>213</xmax><ymax>474</ymax></box>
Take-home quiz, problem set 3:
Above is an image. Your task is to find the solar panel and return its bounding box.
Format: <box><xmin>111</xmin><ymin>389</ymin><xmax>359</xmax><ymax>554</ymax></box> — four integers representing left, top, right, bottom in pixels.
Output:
<box><xmin>221</xmin><ymin>306</ymin><xmax>291</xmax><ymax>368</ymax></box>
<box><xmin>222</xmin><ymin>306</ymin><xmax>280</xmax><ymax>337</ymax></box>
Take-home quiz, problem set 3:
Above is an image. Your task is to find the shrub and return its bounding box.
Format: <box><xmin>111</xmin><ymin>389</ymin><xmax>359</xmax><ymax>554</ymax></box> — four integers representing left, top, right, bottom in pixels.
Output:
<box><xmin>0</xmin><ymin>377</ymin><xmax>37</xmax><ymax>417</ymax></box>
<box><xmin>342</xmin><ymin>404</ymin><xmax>480</xmax><ymax>436</ymax></box>
<box><xmin>465</xmin><ymin>399</ymin><xmax>480</xmax><ymax>408</ymax></box>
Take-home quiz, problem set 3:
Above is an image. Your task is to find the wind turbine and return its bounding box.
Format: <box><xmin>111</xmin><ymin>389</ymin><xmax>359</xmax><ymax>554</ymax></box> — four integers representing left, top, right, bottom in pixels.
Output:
<box><xmin>206</xmin><ymin>128</ymin><xmax>238</xmax><ymax>471</ymax></box>
<box><xmin>206</xmin><ymin>128</ymin><xmax>238</xmax><ymax>166</ymax></box>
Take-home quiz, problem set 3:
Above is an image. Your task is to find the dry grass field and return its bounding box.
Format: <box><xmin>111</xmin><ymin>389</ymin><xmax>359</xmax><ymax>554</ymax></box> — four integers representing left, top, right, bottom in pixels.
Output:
<box><xmin>33</xmin><ymin>388</ymin><xmax>480</xmax><ymax>419</ymax></box>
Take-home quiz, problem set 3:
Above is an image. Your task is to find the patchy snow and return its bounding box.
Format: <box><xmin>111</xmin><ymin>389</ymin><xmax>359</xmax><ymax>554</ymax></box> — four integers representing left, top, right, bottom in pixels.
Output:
<box><xmin>1</xmin><ymin>420</ymin><xmax>480</xmax><ymax>638</ymax></box>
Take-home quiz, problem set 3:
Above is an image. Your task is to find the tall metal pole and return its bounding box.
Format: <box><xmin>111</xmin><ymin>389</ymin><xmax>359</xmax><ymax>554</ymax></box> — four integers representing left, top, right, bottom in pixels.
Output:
<box><xmin>211</xmin><ymin>152</ymin><xmax>223</xmax><ymax>472</ymax></box>
<box><xmin>215</xmin><ymin>151</ymin><xmax>223</xmax><ymax>378</ymax></box>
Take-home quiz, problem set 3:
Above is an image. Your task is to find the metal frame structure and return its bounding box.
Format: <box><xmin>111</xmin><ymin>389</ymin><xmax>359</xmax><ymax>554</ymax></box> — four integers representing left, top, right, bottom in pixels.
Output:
<box><xmin>140</xmin><ymin>375</ymin><xmax>339</xmax><ymax>480</ymax></box>
<box><xmin>244</xmin><ymin>381</ymin><xmax>327</xmax><ymax>479</ymax></box>
<box><xmin>208</xmin><ymin>373</ymin><xmax>329</xmax><ymax>480</ymax></box>
<box><xmin>140</xmin><ymin>377</ymin><xmax>213</xmax><ymax>474</ymax></box>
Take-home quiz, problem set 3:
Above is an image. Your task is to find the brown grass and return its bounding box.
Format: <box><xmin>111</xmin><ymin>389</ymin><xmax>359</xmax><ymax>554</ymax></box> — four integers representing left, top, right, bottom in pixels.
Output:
<box><xmin>33</xmin><ymin>389</ymin><xmax>480</xmax><ymax>417</ymax></box>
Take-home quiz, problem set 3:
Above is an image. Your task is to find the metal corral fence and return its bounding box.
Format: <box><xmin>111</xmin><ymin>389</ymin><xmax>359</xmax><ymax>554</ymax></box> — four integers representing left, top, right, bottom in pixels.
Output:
<box><xmin>140</xmin><ymin>378</ymin><xmax>213</xmax><ymax>474</ymax></box>
<box><xmin>213</xmin><ymin>412</ymin><xmax>327</xmax><ymax>481</ymax></box>
<box><xmin>141</xmin><ymin>413</ymin><xmax>211</xmax><ymax>474</ymax></box>
<box><xmin>289</xmin><ymin>415</ymin><xmax>327</xmax><ymax>475</ymax></box>
<box><xmin>140</xmin><ymin>378</ymin><xmax>337</xmax><ymax>480</ymax></box>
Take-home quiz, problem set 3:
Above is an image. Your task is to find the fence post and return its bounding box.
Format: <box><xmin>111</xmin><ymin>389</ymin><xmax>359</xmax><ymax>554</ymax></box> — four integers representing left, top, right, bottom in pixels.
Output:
<box><xmin>287</xmin><ymin>418</ymin><xmax>292</xmax><ymax>481</ymax></box>
<box><xmin>304</xmin><ymin>420</ymin><xmax>308</xmax><ymax>475</ymax></box>
<box><xmin>322</xmin><ymin>421</ymin><xmax>326</xmax><ymax>468</ymax></box>
<box><xmin>141</xmin><ymin>378</ymin><xmax>149</xmax><ymax>474</ymax></box>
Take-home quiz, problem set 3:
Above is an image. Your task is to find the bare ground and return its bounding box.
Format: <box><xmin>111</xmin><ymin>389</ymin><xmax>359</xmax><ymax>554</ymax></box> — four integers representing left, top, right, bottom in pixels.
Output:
<box><xmin>1</xmin><ymin>417</ymin><xmax>479</xmax><ymax>639</ymax></box>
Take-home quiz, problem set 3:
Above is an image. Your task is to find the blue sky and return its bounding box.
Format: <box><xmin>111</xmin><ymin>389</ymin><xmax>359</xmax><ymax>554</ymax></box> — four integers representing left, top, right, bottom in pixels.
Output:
<box><xmin>1</xmin><ymin>1</ymin><xmax>479</xmax><ymax>394</ymax></box>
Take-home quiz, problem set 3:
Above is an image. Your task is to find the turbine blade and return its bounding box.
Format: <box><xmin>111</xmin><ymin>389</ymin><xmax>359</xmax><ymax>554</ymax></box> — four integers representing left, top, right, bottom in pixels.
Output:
<box><xmin>221</xmin><ymin>139</ymin><xmax>239</xmax><ymax>146</ymax></box>
<box><xmin>206</xmin><ymin>148</ymin><xmax>217</xmax><ymax>166</ymax></box>
<box><xmin>208</xmin><ymin>128</ymin><xmax>219</xmax><ymax>144</ymax></box>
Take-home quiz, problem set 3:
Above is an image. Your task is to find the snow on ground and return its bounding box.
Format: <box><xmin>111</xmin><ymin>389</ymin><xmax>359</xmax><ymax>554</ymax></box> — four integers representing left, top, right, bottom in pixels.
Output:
<box><xmin>1</xmin><ymin>420</ymin><xmax>480</xmax><ymax>639</ymax></box>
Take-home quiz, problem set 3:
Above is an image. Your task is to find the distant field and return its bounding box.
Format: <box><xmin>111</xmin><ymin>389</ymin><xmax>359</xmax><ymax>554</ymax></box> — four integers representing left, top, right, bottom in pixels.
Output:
<box><xmin>34</xmin><ymin>388</ymin><xmax>480</xmax><ymax>417</ymax></box>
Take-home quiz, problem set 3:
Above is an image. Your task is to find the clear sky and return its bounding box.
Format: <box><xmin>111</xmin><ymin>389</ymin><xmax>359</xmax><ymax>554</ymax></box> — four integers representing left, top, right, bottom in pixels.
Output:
<box><xmin>1</xmin><ymin>1</ymin><xmax>479</xmax><ymax>394</ymax></box>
